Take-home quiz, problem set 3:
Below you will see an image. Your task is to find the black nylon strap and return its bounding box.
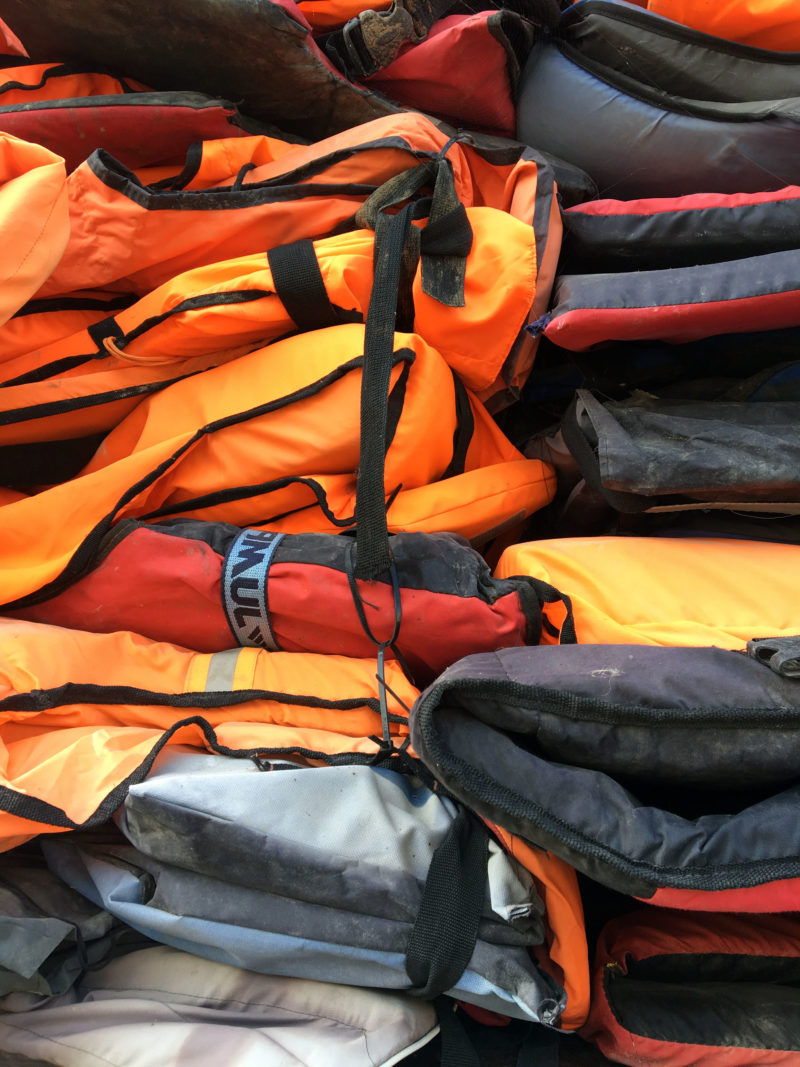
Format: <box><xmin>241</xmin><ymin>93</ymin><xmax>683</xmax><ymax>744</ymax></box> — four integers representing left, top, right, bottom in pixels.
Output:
<box><xmin>354</xmin><ymin>161</ymin><xmax>435</xmax><ymax>231</ymax></box>
<box><xmin>405</xmin><ymin>807</ymin><xmax>489</xmax><ymax>999</ymax></box>
<box><xmin>354</xmin><ymin>161</ymin><xmax>471</xmax><ymax>578</ymax></box>
<box><xmin>440</xmin><ymin>370</ymin><xmax>474</xmax><ymax>480</ymax></box>
<box><xmin>355</xmin><ymin>159</ymin><xmax>472</xmax><ymax>307</ymax></box>
<box><xmin>419</xmin><ymin>161</ymin><xmax>471</xmax><ymax>307</ymax></box>
<box><xmin>354</xmin><ymin>203</ymin><xmax>415</xmax><ymax>579</ymax></box>
<box><xmin>267</xmin><ymin>239</ymin><xmax>342</xmax><ymax>333</ymax></box>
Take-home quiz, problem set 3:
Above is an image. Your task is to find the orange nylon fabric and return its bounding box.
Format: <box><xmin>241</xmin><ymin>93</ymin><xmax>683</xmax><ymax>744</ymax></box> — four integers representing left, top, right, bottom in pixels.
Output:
<box><xmin>488</xmin><ymin>824</ymin><xmax>589</xmax><ymax>1031</ymax></box>
<box><xmin>0</xmin><ymin>617</ymin><xmax>417</xmax><ymax>850</ymax></box>
<box><xmin>35</xmin><ymin>113</ymin><xmax>552</xmax><ymax>299</ymax></box>
<box><xmin>0</xmin><ymin>63</ymin><xmax>149</xmax><ymax>105</ymax></box>
<box><xmin>646</xmin><ymin>0</ymin><xmax>800</xmax><ymax>50</ymax></box>
<box><xmin>0</xmin><ymin>132</ymin><xmax>68</xmax><ymax>328</ymax></box>
<box><xmin>0</xmin><ymin>294</ymin><xmax>133</xmax><ymax>367</ymax></box>
<box><xmin>132</xmin><ymin>134</ymin><xmax>303</xmax><ymax>191</ymax></box>
<box><xmin>0</xmin><ymin>324</ymin><xmax>556</xmax><ymax>606</ymax></box>
<box><xmin>495</xmin><ymin>536</ymin><xmax>800</xmax><ymax>647</ymax></box>
<box><xmin>0</xmin><ymin>206</ymin><xmax>537</xmax><ymax>422</ymax></box>
<box><xmin>298</xmin><ymin>0</ymin><xmax>392</xmax><ymax>31</ymax></box>
<box><xmin>26</xmin><ymin>114</ymin><xmax>557</xmax><ymax>410</ymax></box>
<box><xmin>0</xmin><ymin>350</ymin><xmax>241</xmax><ymax>447</ymax></box>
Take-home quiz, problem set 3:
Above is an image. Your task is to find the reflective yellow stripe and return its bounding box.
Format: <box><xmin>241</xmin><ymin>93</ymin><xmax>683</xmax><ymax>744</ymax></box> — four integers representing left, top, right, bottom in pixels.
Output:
<box><xmin>185</xmin><ymin>647</ymin><xmax>261</xmax><ymax>693</ymax></box>
<box><xmin>204</xmin><ymin>647</ymin><xmax>242</xmax><ymax>691</ymax></box>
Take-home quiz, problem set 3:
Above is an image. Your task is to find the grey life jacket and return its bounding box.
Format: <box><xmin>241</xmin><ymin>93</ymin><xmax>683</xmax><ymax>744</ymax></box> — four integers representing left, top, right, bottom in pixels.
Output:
<box><xmin>42</xmin><ymin>749</ymin><xmax>567</xmax><ymax>1025</ymax></box>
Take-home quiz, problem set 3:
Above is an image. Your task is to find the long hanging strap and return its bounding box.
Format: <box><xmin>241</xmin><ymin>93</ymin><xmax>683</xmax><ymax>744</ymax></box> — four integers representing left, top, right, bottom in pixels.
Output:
<box><xmin>354</xmin><ymin>159</ymin><xmax>472</xmax><ymax>580</ymax></box>
<box><xmin>353</xmin><ymin>201</ymin><xmax>416</xmax><ymax>580</ymax></box>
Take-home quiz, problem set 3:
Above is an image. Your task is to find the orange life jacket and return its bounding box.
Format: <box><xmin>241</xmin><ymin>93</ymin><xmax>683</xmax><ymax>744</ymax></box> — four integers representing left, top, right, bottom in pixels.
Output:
<box><xmin>36</xmin><ymin>113</ymin><xmax>559</xmax><ymax>293</ymax></box>
<box><xmin>0</xmin><ymin>323</ymin><xmax>555</xmax><ymax>606</ymax></box>
<box><xmin>488</xmin><ymin>824</ymin><xmax>589</xmax><ymax>1031</ymax></box>
<box><xmin>495</xmin><ymin>536</ymin><xmax>800</xmax><ymax>647</ymax></box>
<box><xmin>647</xmin><ymin>0</ymin><xmax>800</xmax><ymax>50</ymax></box>
<box><xmin>0</xmin><ymin>292</ymin><xmax>134</xmax><ymax>367</ymax></box>
<box><xmin>32</xmin><ymin>114</ymin><xmax>559</xmax><ymax>407</ymax></box>
<box><xmin>0</xmin><ymin>616</ymin><xmax>417</xmax><ymax>852</ymax></box>
<box><xmin>0</xmin><ymin>132</ymin><xmax>68</xmax><ymax>327</ymax></box>
<box><xmin>0</xmin><ymin>204</ymin><xmax>540</xmax><ymax>447</ymax></box>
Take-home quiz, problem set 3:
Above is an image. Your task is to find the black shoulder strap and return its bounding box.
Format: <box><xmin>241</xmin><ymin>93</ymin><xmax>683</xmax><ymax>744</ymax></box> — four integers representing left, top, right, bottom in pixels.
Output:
<box><xmin>529</xmin><ymin>578</ymin><xmax>577</xmax><ymax>645</ymax></box>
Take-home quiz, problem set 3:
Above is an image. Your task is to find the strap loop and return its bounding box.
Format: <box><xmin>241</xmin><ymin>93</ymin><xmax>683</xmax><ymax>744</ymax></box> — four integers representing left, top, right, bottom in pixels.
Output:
<box><xmin>406</xmin><ymin>807</ymin><xmax>489</xmax><ymax>999</ymax></box>
<box><xmin>267</xmin><ymin>238</ymin><xmax>343</xmax><ymax>333</ymax></box>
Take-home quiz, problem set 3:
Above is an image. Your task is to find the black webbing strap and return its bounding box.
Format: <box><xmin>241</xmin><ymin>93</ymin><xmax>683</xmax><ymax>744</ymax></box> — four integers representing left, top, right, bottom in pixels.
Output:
<box><xmin>353</xmin><ymin>159</ymin><xmax>472</xmax><ymax>579</ymax></box>
<box><xmin>267</xmin><ymin>238</ymin><xmax>343</xmax><ymax>333</ymax></box>
<box><xmin>418</xmin><ymin>158</ymin><xmax>472</xmax><ymax>307</ymax></box>
<box><xmin>354</xmin><ymin>202</ymin><xmax>416</xmax><ymax>580</ymax></box>
<box><xmin>323</xmin><ymin>0</ymin><xmax>459</xmax><ymax>81</ymax></box>
<box><xmin>355</xmin><ymin>158</ymin><xmax>473</xmax><ymax>307</ymax></box>
<box><xmin>405</xmin><ymin>807</ymin><xmax>489</xmax><ymax>999</ymax></box>
<box><xmin>345</xmin><ymin>538</ymin><xmax>403</xmax><ymax>744</ymax></box>
<box><xmin>355</xmin><ymin>160</ymin><xmax>436</xmax><ymax>230</ymax></box>
<box><xmin>87</xmin><ymin>316</ymin><xmax>125</xmax><ymax>351</ymax></box>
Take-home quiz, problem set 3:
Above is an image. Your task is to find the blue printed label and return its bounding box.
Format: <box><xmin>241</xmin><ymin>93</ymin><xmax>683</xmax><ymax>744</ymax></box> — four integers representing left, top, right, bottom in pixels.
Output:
<box><xmin>222</xmin><ymin>529</ymin><xmax>284</xmax><ymax>650</ymax></box>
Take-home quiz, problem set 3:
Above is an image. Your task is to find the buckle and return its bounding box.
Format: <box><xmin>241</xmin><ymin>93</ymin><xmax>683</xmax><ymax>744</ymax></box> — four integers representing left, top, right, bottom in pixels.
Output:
<box><xmin>328</xmin><ymin>1</ymin><xmax>423</xmax><ymax>81</ymax></box>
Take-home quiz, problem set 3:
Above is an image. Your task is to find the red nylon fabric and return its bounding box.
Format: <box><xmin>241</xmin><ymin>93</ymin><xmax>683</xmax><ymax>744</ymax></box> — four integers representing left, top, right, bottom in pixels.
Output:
<box><xmin>366</xmin><ymin>14</ymin><xmax>516</xmax><ymax>137</ymax></box>
<box><xmin>545</xmin><ymin>288</ymin><xmax>800</xmax><ymax>350</ymax></box>
<box><xmin>567</xmin><ymin>184</ymin><xmax>800</xmax><ymax>217</ymax></box>
<box><xmin>0</xmin><ymin>99</ymin><xmax>256</xmax><ymax>174</ymax></box>
<box><xmin>10</xmin><ymin>524</ymin><xmax>532</xmax><ymax>684</ymax></box>
<box><xmin>644</xmin><ymin>878</ymin><xmax>800</xmax><ymax>913</ymax></box>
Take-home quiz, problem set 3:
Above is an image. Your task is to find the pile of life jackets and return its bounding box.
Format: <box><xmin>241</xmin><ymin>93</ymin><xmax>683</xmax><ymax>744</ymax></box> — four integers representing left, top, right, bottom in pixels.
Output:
<box><xmin>0</xmin><ymin>0</ymin><xmax>799</xmax><ymax>1064</ymax></box>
